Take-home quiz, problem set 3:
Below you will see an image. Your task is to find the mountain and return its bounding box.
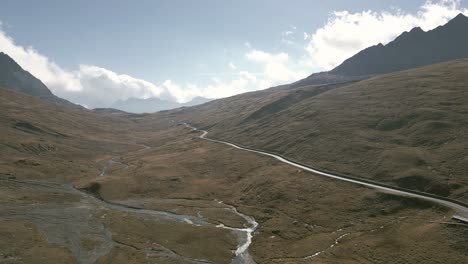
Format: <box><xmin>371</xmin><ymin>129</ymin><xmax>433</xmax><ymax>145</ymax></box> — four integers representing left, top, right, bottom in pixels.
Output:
<box><xmin>2</xmin><ymin>17</ymin><xmax>468</xmax><ymax>263</ymax></box>
<box><xmin>170</xmin><ymin>59</ymin><xmax>468</xmax><ymax>202</ymax></box>
<box><xmin>291</xmin><ymin>13</ymin><xmax>468</xmax><ymax>88</ymax></box>
<box><xmin>0</xmin><ymin>52</ymin><xmax>53</xmax><ymax>97</ymax></box>
<box><xmin>331</xmin><ymin>13</ymin><xmax>468</xmax><ymax>76</ymax></box>
<box><xmin>2</xmin><ymin>69</ymin><xmax>463</xmax><ymax>263</ymax></box>
<box><xmin>110</xmin><ymin>96</ymin><xmax>212</xmax><ymax>113</ymax></box>
<box><xmin>0</xmin><ymin>52</ymin><xmax>79</xmax><ymax>107</ymax></box>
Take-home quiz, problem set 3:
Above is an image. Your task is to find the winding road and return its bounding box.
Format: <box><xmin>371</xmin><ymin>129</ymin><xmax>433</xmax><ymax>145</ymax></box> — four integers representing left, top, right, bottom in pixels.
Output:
<box><xmin>4</xmin><ymin>124</ymin><xmax>467</xmax><ymax>264</ymax></box>
<box><xmin>182</xmin><ymin>123</ymin><xmax>468</xmax><ymax>220</ymax></box>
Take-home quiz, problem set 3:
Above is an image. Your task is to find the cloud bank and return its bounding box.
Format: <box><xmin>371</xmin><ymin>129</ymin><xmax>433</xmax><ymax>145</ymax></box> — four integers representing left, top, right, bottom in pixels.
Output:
<box><xmin>0</xmin><ymin>27</ymin><xmax>306</xmax><ymax>107</ymax></box>
<box><xmin>1</xmin><ymin>0</ymin><xmax>467</xmax><ymax>108</ymax></box>
<box><xmin>304</xmin><ymin>0</ymin><xmax>468</xmax><ymax>70</ymax></box>
<box><xmin>0</xmin><ymin>29</ymin><xmax>174</xmax><ymax>107</ymax></box>
<box><xmin>0</xmin><ymin>30</ymin><xmax>82</xmax><ymax>93</ymax></box>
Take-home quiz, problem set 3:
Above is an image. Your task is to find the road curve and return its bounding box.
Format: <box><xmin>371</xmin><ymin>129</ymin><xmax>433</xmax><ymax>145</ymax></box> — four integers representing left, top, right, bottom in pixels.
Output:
<box><xmin>182</xmin><ymin>123</ymin><xmax>468</xmax><ymax>219</ymax></box>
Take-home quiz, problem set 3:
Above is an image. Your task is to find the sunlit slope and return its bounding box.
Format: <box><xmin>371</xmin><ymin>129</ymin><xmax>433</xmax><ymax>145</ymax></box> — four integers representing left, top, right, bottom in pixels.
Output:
<box><xmin>0</xmin><ymin>89</ymin><xmax>139</xmax><ymax>182</ymax></box>
<box><xmin>173</xmin><ymin>59</ymin><xmax>468</xmax><ymax>201</ymax></box>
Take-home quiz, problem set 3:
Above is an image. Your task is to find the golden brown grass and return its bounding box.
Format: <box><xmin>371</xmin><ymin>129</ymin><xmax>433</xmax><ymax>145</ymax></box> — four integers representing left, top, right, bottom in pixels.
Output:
<box><xmin>169</xmin><ymin>59</ymin><xmax>468</xmax><ymax>202</ymax></box>
<box><xmin>1</xmin><ymin>61</ymin><xmax>468</xmax><ymax>263</ymax></box>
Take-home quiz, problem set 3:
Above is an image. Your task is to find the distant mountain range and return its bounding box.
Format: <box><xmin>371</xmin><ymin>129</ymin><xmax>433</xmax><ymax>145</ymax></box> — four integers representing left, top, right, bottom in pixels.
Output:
<box><xmin>1</xmin><ymin>13</ymin><xmax>467</xmax><ymax>110</ymax></box>
<box><xmin>110</xmin><ymin>96</ymin><xmax>212</xmax><ymax>113</ymax></box>
<box><xmin>291</xmin><ymin>13</ymin><xmax>468</xmax><ymax>88</ymax></box>
<box><xmin>0</xmin><ymin>52</ymin><xmax>210</xmax><ymax>113</ymax></box>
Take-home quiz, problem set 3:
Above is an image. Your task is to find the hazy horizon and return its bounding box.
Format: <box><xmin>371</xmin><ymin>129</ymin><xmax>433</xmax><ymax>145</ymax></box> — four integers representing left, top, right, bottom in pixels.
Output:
<box><xmin>1</xmin><ymin>0</ymin><xmax>467</xmax><ymax>108</ymax></box>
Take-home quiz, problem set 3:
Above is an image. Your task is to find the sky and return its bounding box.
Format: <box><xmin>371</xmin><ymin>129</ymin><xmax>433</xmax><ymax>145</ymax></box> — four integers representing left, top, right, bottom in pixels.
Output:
<box><xmin>1</xmin><ymin>0</ymin><xmax>467</xmax><ymax>108</ymax></box>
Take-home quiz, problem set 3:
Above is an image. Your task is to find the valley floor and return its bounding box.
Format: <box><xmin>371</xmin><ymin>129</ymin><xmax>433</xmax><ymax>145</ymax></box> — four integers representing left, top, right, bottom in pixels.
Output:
<box><xmin>1</xmin><ymin>120</ymin><xmax>468</xmax><ymax>263</ymax></box>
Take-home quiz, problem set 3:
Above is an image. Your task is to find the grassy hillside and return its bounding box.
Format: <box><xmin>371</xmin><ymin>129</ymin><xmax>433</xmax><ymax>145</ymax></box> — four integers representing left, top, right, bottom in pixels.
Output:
<box><xmin>0</xmin><ymin>89</ymin><xmax>141</xmax><ymax>182</ymax></box>
<box><xmin>1</xmin><ymin>75</ymin><xmax>467</xmax><ymax>263</ymax></box>
<box><xmin>172</xmin><ymin>59</ymin><xmax>468</xmax><ymax>202</ymax></box>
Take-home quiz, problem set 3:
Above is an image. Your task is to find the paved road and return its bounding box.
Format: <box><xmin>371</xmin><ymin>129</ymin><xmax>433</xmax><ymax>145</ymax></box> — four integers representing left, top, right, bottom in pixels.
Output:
<box><xmin>183</xmin><ymin>123</ymin><xmax>468</xmax><ymax>220</ymax></box>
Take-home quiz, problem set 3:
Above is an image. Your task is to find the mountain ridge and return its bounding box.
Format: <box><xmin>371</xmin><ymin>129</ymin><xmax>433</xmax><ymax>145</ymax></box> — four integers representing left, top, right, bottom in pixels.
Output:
<box><xmin>0</xmin><ymin>52</ymin><xmax>53</xmax><ymax>97</ymax></box>
<box><xmin>290</xmin><ymin>13</ymin><xmax>468</xmax><ymax>88</ymax></box>
<box><xmin>0</xmin><ymin>52</ymin><xmax>81</xmax><ymax>108</ymax></box>
<box><xmin>170</xmin><ymin>58</ymin><xmax>468</xmax><ymax>202</ymax></box>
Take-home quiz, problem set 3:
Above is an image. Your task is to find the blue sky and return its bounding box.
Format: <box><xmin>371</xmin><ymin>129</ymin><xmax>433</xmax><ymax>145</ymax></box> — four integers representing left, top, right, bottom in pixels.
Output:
<box><xmin>1</xmin><ymin>0</ymin><xmax>467</xmax><ymax>107</ymax></box>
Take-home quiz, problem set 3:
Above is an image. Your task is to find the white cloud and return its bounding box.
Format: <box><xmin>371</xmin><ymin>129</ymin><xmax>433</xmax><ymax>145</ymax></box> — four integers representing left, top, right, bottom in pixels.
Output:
<box><xmin>304</xmin><ymin>0</ymin><xmax>468</xmax><ymax>70</ymax></box>
<box><xmin>0</xmin><ymin>28</ymin><xmax>175</xmax><ymax>108</ymax></box>
<box><xmin>228</xmin><ymin>62</ymin><xmax>237</xmax><ymax>70</ymax></box>
<box><xmin>170</xmin><ymin>78</ymin><xmax>251</xmax><ymax>102</ymax></box>
<box><xmin>280</xmin><ymin>25</ymin><xmax>297</xmax><ymax>45</ymax></box>
<box><xmin>156</xmin><ymin>50</ymin><xmax>308</xmax><ymax>103</ymax></box>
<box><xmin>281</xmin><ymin>38</ymin><xmax>295</xmax><ymax>45</ymax></box>
<box><xmin>72</xmin><ymin>65</ymin><xmax>174</xmax><ymax>107</ymax></box>
<box><xmin>1</xmin><ymin>25</ymin><xmax>294</xmax><ymax>105</ymax></box>
<box><xmin>246</xmin><ymin>50</ymin><xmax>289</xmax><ymax>63</ymax></box>
<box><xmin>246</xmin><ymin>50</ymin><xmax>306</xmax><ymax>83</ymax></box>
<box><xmin>1</xmin><ymin>0</ymin><xmax>466</xmax><ymax>108</ymax></box>
<box><xmin>176</xmin><ymin>1</ymin><xmax>468</xmax><ymax>100</ymax></box>
<box><xmin>0</xmin><ymin>29</ymin><xmax>82</xmax><ymax>93</ymax></box>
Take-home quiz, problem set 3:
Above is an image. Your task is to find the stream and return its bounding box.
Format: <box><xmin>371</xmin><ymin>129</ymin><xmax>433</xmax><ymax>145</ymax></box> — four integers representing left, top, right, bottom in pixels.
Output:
<box><xmin>87</xmin><ymin>140</ymin><xmax>259</xmax><ymax>264</ymax></box>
